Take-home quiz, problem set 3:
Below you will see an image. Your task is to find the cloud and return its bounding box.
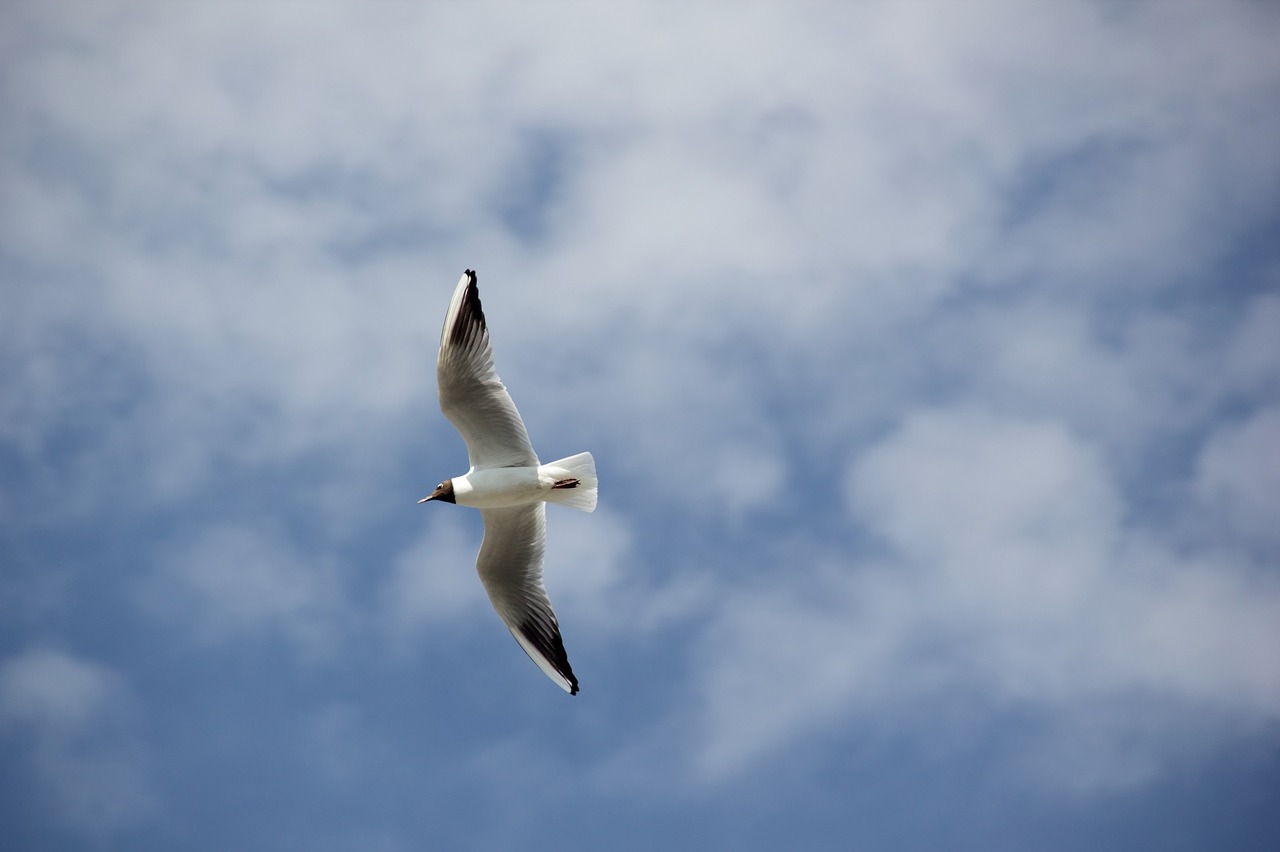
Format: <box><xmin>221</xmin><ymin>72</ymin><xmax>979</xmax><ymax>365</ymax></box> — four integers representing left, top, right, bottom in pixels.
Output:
<box><xmin>545</xmin><ymin>506</ymin><xmax>711</xmax><ymax>638</ymax></box>
<box><xmin>5</xmin><ymin>0</ymin><xmax>1277</xmax><ymax>535</ymax></box>
<box><xmin>0</xmin><ymin>647</ymin><xmax>125</xmax><ymax>734</ymax></box>
<box><xmin>687</xmin><ymin>408</ymin><xmax>1280</xmax><ymax>787</ymax></box>
<box><xmin>136</xmin><ymin>524</ymin><xmax>350</xmax><ymax>656</ymax></box>
<box><xmin>1196</xmin><ymin>406</ymin><xmax>1280</xmax><ymax>550</ymax></box>
<box><xmin>381</xmin><ymin>513</ymin><xmax>492</xmax><ymax>640</ymax></box>
<box><xmin>0</xmin><ymin>647</ymin><xmax>155</xmax><ymax>837</ymax></box>
<box><xmin>3</xmin><ymin>1</ymin><xmax>1280</xmax><ymax>847</ymax></box>
<box><xmin>384</xmin><ymin>502</ymin><xmax>698</xmax><ymax>651</ymax></box>
<box><xmin>850</xmin><ymin>411</ymin><xmax>1119</xmax><ymax>577</ymax></box>
<box><xmin>1223</xmin><ymin>293</ymin><xmax>1280</xmax><ymax>395</ymax></box>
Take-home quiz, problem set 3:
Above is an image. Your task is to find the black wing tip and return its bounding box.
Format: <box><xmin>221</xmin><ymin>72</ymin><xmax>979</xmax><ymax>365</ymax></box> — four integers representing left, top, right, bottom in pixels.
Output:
<box><xmin>517</xmin><ymin>618</ymin><xmax>579</xmax><ymax>695</ymax></box>
<box><xmin>449</xmin><ymin>269</ymin><xmax>487</xmax><ymax>345</ymax></box>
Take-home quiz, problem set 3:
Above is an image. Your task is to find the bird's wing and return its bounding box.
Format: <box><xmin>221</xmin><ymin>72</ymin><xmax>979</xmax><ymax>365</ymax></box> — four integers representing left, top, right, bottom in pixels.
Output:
<box><xmin>437</xmin><ymin>270</ymin><xmax>538</xmax><ymax>469</ymax></box>
<box><xmin>476</xmin><ymin>504</ymin><xmax>578</xmax><ymax>695</ymax></box>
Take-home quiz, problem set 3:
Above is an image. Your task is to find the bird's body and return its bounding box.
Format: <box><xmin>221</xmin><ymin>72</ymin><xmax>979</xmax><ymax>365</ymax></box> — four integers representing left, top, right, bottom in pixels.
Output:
<box><xmin>447</xmin><ymin>459</ymin><xmax>596</xmax><ymax>510</ymax></box>
<box><xmin>419</xmin><ymin>269</ymin><xmax>595</xmax><ymax>695</ymax></box>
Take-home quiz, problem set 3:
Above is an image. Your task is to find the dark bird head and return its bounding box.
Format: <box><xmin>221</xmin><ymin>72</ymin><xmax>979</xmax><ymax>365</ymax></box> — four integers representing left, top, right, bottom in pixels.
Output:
<box><xmin>417</xmin><ymin>479</ymin><xmax>456</xmax><ymax>504</ymax></box>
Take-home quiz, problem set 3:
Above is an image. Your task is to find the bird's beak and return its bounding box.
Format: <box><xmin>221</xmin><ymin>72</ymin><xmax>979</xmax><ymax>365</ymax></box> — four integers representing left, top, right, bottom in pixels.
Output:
<box><xmin>417</xmin><ymin>495</ymin><xmax>432</xmax><ymax>504</ymax></box>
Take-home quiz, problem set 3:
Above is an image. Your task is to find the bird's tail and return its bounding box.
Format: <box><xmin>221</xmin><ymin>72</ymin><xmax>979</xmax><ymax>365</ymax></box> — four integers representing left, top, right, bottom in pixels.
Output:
<box><xmin>541</xmin><ymin>452</ymin><xmax>597</xmax><ymax>512</ymax></box>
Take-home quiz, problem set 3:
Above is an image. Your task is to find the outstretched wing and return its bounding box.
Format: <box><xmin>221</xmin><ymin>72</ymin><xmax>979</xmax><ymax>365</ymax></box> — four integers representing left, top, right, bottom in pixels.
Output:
<box><xmin>436</xmin><ymin>270</ymin><xmax>538</xmax><ymax>469</ymax></box>
<box><xmin>475</xmin><ymin>504</ymin><xmax>578</xmax><ymax>695</ymax></box>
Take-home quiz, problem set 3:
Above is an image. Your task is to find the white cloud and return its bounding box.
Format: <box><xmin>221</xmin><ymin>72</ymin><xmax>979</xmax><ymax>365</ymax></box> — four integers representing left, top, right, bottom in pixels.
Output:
<box><xmin>381</xmin><ymin>513</ymin><xmax>492</xmax><ymax>640</ymax></box>
<box><xmin>6</xmin><ymin>0</ymin><xmax>1277</xmax><ymax>531</ymax></box>
<box><xmin>1223</xmin><ymin>293</ymin><xmax>1280</xmax><ymax>394</ymax></box>
<box><xmin>1196</xmin><ymin>405</ymin><xmax>1280</xmax><ymax>550</ymax></box>
<box><xmin>0</xmin><ymin>647</ymin><xmax>124</xmax><ymax>734</ymax></box>
<box><xmin>137</xmin><ymin>524</ymin><xmax>350</xmax><ymax>655</ymax></box>
<box><xmin>540</xmin><ymin>507</ymin><xmax>631</xmax><ymax>621</ymax></box>
<box><xmin>687</xmin><ymin>408</ymin><xmax>1280</xmax><ymax>787</ymax></box>
<box><xmin>545</xmin><ymin>506</ymin><xmax>709</xmax><ymax>637</ymax></box>
<box><xmin>3</xmin><ymin>1</ymin><xmax>1280</xmax><ymax>834</ymax></box>
<box><xmin>704</xmin><ymin>441</ymin><xmax>786</xmax><ymax>517</ymax></box>
<box><xmin>849</xmin><ymin>411</ymin><xmax>1120</xmax><ymax>617</ymax></box>
<box><xmin>383</xmin><ymin>502</ymin><xmax>696</xmax><ymax>649</ymax></box>
<box><xmin>0</xmin><ymin>648</ymin><xmax>155</xmax><ymax>836</ymax></box>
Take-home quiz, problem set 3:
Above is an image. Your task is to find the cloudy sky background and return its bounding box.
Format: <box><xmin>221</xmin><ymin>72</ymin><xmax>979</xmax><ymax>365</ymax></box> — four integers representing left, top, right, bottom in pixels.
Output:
<box><xmin>3</xmin><ymin>1</ymin><xmax>1279</xmax><ymax>849</ymax></box>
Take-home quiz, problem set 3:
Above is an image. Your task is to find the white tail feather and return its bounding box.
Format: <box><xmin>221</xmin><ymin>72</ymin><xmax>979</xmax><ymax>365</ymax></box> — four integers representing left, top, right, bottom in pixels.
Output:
<box><xmin>541</xmin><ymin>452</ymin><xmax>597</xmax><ymax>512</ymax></box>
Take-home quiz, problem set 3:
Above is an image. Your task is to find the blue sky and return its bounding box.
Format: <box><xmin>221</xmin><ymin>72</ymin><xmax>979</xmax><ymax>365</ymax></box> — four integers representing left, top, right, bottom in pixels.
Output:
<box><xmin>2</xmin><ymin>1</ymin><xmax>1279</xmax><ymax>849</ymax></box>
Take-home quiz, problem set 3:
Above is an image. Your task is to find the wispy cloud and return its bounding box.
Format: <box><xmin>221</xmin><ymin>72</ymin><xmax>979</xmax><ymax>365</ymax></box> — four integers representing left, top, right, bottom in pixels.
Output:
<box><xmin>1196</xmin><ymin>406</ymin><xmax>1280</xmax><ymax>550</ymax></box>
<box><xmin>0</xmin><ymin>648</ymin><xmax>155</xmax><ymax>837</ymax></box>
<box><xmin>136</xmin><ymin>523</ymin><xmax>351</xmax><ymax>656</ymax></box>
<box><xmin>687</xmin><ymin>407</ymin><xmax>1280</xmax><ymax>786</ymax></box>
<box><xmin>3</xmin><ymin>0</ymin><xmax>1279</xmax><ymax>847</ymax></box>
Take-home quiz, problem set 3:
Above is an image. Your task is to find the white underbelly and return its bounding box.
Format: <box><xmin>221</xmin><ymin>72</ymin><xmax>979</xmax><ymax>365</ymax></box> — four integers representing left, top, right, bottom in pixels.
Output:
<box><xmin>454</xmin><ymin>467</ymin><xmax>547</xmax><ymax>509</ymax></box>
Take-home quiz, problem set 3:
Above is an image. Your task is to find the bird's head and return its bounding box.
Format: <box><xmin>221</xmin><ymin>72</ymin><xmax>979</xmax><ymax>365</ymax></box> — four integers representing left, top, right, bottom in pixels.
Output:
<box><xmin>417</xmin><ymin>479</ymin><xmax>456</xmax><ymax>504</ymax></box>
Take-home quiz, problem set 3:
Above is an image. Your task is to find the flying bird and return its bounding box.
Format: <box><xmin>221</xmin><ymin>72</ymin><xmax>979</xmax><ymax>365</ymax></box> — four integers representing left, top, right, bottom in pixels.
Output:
<box><xmin>419</xmin><ymin>269</ymin><xmax>596</xmax><ymax>695</ymax></box>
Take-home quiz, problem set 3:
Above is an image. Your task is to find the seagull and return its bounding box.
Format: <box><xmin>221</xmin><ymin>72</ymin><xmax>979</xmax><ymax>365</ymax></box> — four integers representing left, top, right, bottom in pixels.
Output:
<box><xmin>418</xmin><ymin>269</ymin><xmax>596</xmax><ymax>695</ymax></box>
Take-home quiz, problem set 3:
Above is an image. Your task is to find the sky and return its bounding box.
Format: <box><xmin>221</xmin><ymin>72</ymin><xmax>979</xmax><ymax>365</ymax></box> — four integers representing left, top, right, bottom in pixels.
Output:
<box><xmin>2</xmin><ymin>1</ymin><xmax>1279</xmax><ymax>849</ymax></box>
